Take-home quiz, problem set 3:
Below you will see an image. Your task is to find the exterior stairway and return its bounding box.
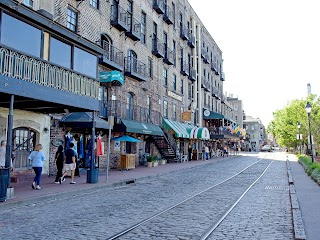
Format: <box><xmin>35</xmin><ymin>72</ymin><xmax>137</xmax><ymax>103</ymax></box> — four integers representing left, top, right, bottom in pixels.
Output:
<box><xmin>152</xmin><ymin>134</ymin><xmax>177</xmax><ymax>162</ymax></box>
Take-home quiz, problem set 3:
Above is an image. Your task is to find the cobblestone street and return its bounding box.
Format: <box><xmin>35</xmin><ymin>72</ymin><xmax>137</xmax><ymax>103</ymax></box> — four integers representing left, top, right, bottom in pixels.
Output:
<box><xmin>0</xmin><ymin>153</ymin><xmax>296</xmax><ymax>239</ymax></box>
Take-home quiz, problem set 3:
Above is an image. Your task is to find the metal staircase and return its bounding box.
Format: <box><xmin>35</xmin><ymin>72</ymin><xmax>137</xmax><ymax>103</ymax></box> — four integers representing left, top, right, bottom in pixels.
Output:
<box><xmin>151</xmin><ymin>133</ymin><xmax>177</xmax><ymax>162</ymax></box>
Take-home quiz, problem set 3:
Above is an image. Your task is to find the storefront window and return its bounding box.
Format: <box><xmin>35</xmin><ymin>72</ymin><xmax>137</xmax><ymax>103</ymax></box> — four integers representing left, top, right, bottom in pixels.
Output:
<box><xmin>1</xmin><ymin>13</ymin><xmax>41</xmax><ymax>57</ymax></box>
<box><xmin>74</xmin><ymin>47</ymin><xmax>97</xmax><ymax>78</ymax></box>
<box><xmin>49</xmin><ymin>37</ymin><xmax>71</xmax><ymax>69</ymax></box>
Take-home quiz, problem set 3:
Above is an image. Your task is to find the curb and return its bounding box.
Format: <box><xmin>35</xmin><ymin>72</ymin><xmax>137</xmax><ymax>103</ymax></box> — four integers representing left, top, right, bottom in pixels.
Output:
<box><xmin>287</xmin><ymin>159</ymin><xmax>306</xmax><ymax>240</ymax></box>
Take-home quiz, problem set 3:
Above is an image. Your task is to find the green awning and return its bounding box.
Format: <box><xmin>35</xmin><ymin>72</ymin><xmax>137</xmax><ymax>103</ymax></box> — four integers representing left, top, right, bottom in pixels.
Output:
<box><xmin>162</xmin><ymin>119</ymin><xmax>194</xmax><ymax>138</ymax></box>
<box><xmin>121</xmin><ymin>119</ymin><xmax>164</xmax><ymax>136</ymax></box>
<box><xmin>203</xmin><ymin>109</ymin><xmax>224</xmax><ymax>119</ymax></box>
<box><xmin>187</xmin><ymin>127</ymin><xmax>210</xmax><ymax>140</ymax></box>
<box><xmin>224</xmin><ymin>116</ymin><xmax>236</xmax><ymax>124</ymax></box>
<box><xmin>99</xmin><ymin>70</ymin><xmax>124</xmax><ymax>86</ymax></box>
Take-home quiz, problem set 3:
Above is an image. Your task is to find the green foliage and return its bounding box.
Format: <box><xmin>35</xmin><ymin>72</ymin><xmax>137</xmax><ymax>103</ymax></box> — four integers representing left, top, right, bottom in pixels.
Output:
<box><xmin>268</xmin><ymin>94</ymin><xmax>320</xmax><ymax>150</ymax></box>
<box><xmin>298</xmin><ymin>155</ymin><xmax>320</xmax><ymax>184</ymax></box>
<box><xmin>147</xmin><ymin>155</ymin><xmax>158</xmax><ymax>162</ymax></box>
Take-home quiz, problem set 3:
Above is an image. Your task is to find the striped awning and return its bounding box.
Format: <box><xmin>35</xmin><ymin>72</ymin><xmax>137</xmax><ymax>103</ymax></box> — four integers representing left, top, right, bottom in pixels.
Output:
<box><xmin>162</xmin><ymin>119</ymin><xmax>194</xmax><ymax>138</ymax></box>
<box><xmin>188</xmin><ymin>127</ymin><xmax>210</xmax><ymax>140</ymax></box>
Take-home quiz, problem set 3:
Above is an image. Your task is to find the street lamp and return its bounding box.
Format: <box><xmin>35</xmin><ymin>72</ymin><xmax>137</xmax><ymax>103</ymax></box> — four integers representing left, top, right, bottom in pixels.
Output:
<box><xmin>297</xmin><ymin>122</ymin><xmax>301</xmax><ymax>154</ymax></box>
<box><xmin>305</xmin><ymin>102</ymin><xmax>314</xmax><ymax>163</ymax></box>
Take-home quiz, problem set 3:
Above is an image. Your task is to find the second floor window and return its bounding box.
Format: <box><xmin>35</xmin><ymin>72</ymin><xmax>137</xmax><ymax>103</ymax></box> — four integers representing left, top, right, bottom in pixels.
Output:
<box><xmin>163</xmin><ymin>68</ymin><xmax>168</xmax><ymax>87</ymax></box>
<box><xmin>173</xmin><ymin>74</ymin><xmax>176</xmax><ymax>91</ymax></box>
<box><xmin>181</xmin><ymin>79</ymin><xmax>184</xmax><ymax>94</ymax></box>
<box><xmin>173</xmin><ymin>104</ymin><xmax>176</xmax><ymax>120</ymax></box>
<box><xmin>163</xmin><ymin>100</ymin><xmax>168</xmax><ymax>118</ymax></box>
<box><xmin>148</xmin><ymin>58</ymin><xmax>153</xmax><ymax>78</ymax></box>
<box><xmin>141</xmin><ymin>12</ymin><xmax>146</xmax><ymax>44</ymax></box>
<box><xmin>90</xmin><ymin>0</ymin><xmax>99</xmax><ymax>9</ymax></box>
<box><xmin>67</xmin><ymin>8</ymin><xmax>78</xmax><ymax>32</ymax></box>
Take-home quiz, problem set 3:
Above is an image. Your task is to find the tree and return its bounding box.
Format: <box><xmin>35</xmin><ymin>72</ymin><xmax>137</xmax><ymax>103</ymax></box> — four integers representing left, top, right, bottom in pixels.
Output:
<box><xmin>268</xmin><ymin>94</ymin><xmax>320</xmax><ymax>153</ymax></box>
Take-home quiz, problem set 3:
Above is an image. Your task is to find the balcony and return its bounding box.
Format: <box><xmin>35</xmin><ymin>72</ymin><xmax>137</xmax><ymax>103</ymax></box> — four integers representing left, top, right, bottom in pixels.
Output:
<box><xmin>163</xmin><ymin>48</ymin><xmax>174</xmax><ymax>65</ymax></box>
<box><xmin>153</xmin><ymin>0</ymin><xmax>165</xmax><ymax>14</ymax></box>
<box><xmin>125</xmin><ymin>56</ymin><xmax>147</xmax><ymax>81</ymax></box>
<box><xmin>125</xmin><ymin>15</ymin><xmax>141</xmax><ymax>41</ymax></box>
<box><xmin>201</xmin><ymin>76</ymin><xmax>210</xmax><ymax>92</ymax></box>
<box><xmin>152</xmin><ymin>38</ymin><xmax>165</xmax><ymax>58</ymax></box>
<box><xmin>99</xmin><ymin>41</ymin><xmax>124</xmax><ymax>71</ymax></box>
<box><xmin>0</xmin><ymin>44</ymin><xmax>99</xmax><ymax>112</ymax></box>
<box><xmin>188</xmin><ymin>68</ymin><xmax>196</xmax><ymax>81</ymax></box>
<box><xmin>180</xmin><ymin>27</ymin><xmax>189</xmax><ymax>41</ymax></box>
<box><xmin>211</xmin><ymin>61</ymin><xmax>217</xmax><ymax>73</ymax></box>
<box><xmin>221</xmin><ymin>72</ymin><xmax>225</xmax><ymax>81</ymax></box>
<box><xmin>201</xmin><ymin>48</ymin><xmax>210</xmax><ymax>64</ymax></box>
<box><xmin>163</xmin><ymin>5</ymin><xmax>174</xmax><ymax>25</ymax></box>
<box><xmin>188</xmin><ymin>34</ymin><xmax>196</xmax><ymax>48</ymax></box>
<box><xmin>106</xmin><ymin>100</ymin><xmax>162</xmax><ymax>125</ymax></box>
<box><xmin>180</xmin><ymin>61</ymin><xmax>189</xmax><ymax>76</ymax></box>
<box><xmin>111</xmin><ymin>4</ymin><xmax>130</xmax><ymax>32</ymax></box>
<box><xmin>211</xmin><ymin>86</ymin><xmax>219</xmax><ymax>98</ymax></box>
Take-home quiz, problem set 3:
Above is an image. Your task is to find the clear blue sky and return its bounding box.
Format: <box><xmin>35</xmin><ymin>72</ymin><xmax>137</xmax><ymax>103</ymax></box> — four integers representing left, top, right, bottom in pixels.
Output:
<box><xmin>188</xmin><ymin>0</ymin><xmax>320</xmax><ymax>126</ymax></box>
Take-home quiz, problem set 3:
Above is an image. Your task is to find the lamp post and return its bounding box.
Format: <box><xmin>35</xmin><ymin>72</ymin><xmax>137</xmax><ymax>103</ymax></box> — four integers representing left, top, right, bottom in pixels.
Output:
<box><xmin>305</xmin><ymin>102</ymin><xmax>314</xmax><ymax>163</ymax></box>
<box><xmin>297</xmin><ymin>122</ymin><xmax>301</xmax><ymax>154</ymax></box>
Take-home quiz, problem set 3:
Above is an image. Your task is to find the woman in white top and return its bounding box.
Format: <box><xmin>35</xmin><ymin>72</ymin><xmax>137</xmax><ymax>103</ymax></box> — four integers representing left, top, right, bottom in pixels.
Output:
<box><xmin>28</xmin><ymin>144</ymin><xmax>46</xmax><ymax>190</ymax></box>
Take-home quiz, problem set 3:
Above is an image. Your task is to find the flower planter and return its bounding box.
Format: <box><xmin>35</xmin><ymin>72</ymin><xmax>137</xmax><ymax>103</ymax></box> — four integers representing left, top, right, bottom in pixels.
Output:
<box><xmin>152</xmin><ymin>161</ymin><xmax>159</xmax><ymax>167</ymax></box>
<box><xmin>159</xmin><ymin>159</ymin><xmax>166</xmax><ymax>165</ymax></box>
<box><xmin>147</xmin><ymin>162</ymin><xmax>153</xmax><ymax>167</ymax></box>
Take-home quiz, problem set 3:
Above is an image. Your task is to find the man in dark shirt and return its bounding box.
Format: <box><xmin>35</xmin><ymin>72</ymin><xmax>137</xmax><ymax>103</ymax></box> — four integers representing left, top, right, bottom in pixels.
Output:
<box><xmin>59</xmin><ymin>142</ymin><xmax>77</xmax><ymax>184</ymax></box>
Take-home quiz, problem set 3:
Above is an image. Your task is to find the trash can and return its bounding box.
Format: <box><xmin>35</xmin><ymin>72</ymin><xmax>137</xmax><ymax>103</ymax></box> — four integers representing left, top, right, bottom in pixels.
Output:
<box><xmin>0</xmin><ymin>168</ymin><xmax>9</xmax><ymax>202</ymax></box>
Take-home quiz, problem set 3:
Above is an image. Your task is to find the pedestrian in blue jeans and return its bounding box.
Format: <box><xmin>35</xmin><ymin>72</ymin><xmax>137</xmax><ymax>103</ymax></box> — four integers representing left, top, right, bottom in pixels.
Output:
<box><xmin>28</xmin><ymin>144</ymin><xmax>46</xmax><ymax>190</ymax></box>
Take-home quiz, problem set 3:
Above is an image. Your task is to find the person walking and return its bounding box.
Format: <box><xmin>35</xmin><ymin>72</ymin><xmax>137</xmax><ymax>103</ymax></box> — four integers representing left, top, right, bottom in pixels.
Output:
<box><xmin>54</xmin><ymin>145</ymin><xmax>65</xmax><ymax>184</ymax></box>
<box><xmin>28</xmin><ymin>144</ymin><xmax>46</xmax><ymax>190</ymax></box>
<box><xmin>205</xmin><ymin>144</ymin><xmax>209</xmax><ymax>160</ymax></box>
<box><xmin>188</xmin><ymin>144</ymin><xmax>192</xmax><ymax>161</ymax></box>
<box><xmin>0</xmin><ymin>140</ymin><xmax>7</xmax><ymax>167</ymax></box>
<box><xmin>59</xmin><ymin>142</ymin><xmax>77</xmax><ymax>184</ymax></box>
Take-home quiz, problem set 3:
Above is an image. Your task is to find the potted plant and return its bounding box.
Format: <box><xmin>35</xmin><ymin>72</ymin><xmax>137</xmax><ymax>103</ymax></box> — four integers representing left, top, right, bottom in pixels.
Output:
<box><xmin>159</xmin><ymin>159</ymin><xmax>167</xmax><ymax>165</ymax></box>
<box><xmin>146</xmin><ymin>156</ymin><xmax>153</xmax><ymax>167</ymax></box>
<box><xmin>152</xmin><ymin>155</ymin><xmax>159</xmax><ymax>167</ymax></box>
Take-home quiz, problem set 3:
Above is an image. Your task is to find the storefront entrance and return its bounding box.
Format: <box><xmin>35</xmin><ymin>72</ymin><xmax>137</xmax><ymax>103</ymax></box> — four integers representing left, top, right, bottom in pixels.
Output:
<box><xmin>12</xmin><ymin>127</ymin><xmax>36</xmax><ymax>169</ymax></box>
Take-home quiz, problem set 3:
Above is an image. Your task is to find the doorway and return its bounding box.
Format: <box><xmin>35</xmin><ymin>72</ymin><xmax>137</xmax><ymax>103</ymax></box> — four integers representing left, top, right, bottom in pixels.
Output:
<box><xmin>12</xmin><ymin>127</ymin><xmax>36</xmax><ymax>169</ymax></box>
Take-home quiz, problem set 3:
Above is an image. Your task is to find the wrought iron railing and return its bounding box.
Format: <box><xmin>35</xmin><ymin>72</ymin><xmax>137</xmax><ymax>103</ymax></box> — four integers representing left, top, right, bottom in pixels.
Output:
<box><xmin>128</xmin><ymin>15</ymin><xmax>142</xmax><ymax>37</ymax></box>
<box><xmin>152</xmin><ymin>38</ymin><xmax>165</xmax><ymax>56</ymax></box>
<box><xmin>125</xmin><ymin>56</ymin><xmax>147</xmax><ymax>78</ymax></box>
<box><xmin>0</xmin><ymin>44</ymin><xmax>99</xmax><ymax>99</ymax></box>
<box><xmin>163</xmin><ymin>5</ymin><xmax>174</xmax><ymax>24</ymax></box>
<box><xmin>101</xmin><ymin>40</ymin><xmax>124</xmax><ymax>67</ymax></box>
<box><xmin>106</xmin><ymin>100</ymin><xmax>162</xmax><ymax>125</ymax></box>
<box><xmin>111</xmin><ymin>4</ymin><xmax>129</xmax><ymax>27</ymax></box>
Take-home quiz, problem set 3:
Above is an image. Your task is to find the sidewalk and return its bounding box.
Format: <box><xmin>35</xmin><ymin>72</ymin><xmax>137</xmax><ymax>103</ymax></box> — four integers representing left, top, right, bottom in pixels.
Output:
<box><xmin>0</xmin><ymin>157</ymin><xmax>225</xmax><ymax>209</ymax></box>
<box><xmin>287</xmin><ymin>154</ymin><xmax>320</xmax><ymax>240</ymax></box>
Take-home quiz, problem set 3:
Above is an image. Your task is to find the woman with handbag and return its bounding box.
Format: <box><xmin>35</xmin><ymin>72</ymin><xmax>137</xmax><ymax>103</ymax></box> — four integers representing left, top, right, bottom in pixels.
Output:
<box><xmin>54</xmin><ymin>145</ymin><xmax>65</xmax><ymax>184</ymax></box>
<box><xmin>28</xmin><ymin>144</ymin><xmax>46</xmax><ymax>190</ymax></box>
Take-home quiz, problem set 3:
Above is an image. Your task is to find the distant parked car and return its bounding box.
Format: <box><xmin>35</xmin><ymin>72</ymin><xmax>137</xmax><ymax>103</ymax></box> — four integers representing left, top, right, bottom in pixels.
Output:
<box><xmin>272</xmin><ymin>146</ymin><xmax>280</xmax><ymax>151</ymax></box>
<box><xmin>261</xmin><ymin>145</ymin><xmax>272</xmax><ymax>152</ymax></box>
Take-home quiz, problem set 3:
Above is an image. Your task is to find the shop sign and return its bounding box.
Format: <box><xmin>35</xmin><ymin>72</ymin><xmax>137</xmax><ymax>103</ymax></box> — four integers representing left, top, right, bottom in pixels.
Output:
<box><xmin>168</xmin><ymin>90</ymin><xmax>182</xmax><ymax>101</ymax></box>
<box><xmin>51</xmin><ymin>139</ymin><xmax>64</xmax><ymax>147</ymax></box>
<box><xmin>181</xmin><ymin>111</ymin><xmax>191</xmax><ymax>121</ymax></box>
<box><xmin>114</xmin><ymin>140</ymin><xmax>120</xmax><ymax>152</ymax></box>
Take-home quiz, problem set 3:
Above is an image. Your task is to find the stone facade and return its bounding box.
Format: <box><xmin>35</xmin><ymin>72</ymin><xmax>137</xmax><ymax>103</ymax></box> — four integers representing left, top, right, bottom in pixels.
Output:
<box><xmin>0</xmin><ymin>108</ymin><xmax>51</xmax><ymax>174</ymax></box>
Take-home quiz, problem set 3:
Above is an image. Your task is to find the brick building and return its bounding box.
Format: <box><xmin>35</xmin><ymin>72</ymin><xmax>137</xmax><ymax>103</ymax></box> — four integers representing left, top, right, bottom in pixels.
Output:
<box><xmin>0</xmin><ymin>0</ymin><xmax>242</xmax><ymax>177</ymax></box>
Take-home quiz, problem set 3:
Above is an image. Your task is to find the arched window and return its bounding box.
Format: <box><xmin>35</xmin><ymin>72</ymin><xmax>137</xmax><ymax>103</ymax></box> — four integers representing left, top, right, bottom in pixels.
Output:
<box><xmin>126</xmin><ymin>92</ymin><xmax>134</xmax><ymax>120</ymax></box>
<box><xmin>101</xmin><ymin>34</ymin><xmax>113</xmax><ymax>60</ymax></box>
<box><xmin>128</xmin><ymin>50</ymin><xmax>137</xmax><ymax>73</ymax></box>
